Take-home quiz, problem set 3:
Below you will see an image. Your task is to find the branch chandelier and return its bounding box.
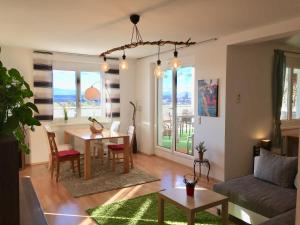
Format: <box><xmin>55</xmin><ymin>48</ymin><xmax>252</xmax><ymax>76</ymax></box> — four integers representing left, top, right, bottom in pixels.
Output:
<box><xmin>99</xmin><ymin>14</ymin><xmax>196</xmax><ymax>78</ymax></box>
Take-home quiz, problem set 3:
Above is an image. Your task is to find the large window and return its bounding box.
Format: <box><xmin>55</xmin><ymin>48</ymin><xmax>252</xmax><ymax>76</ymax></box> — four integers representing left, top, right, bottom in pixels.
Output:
<box><xmin>53</xmin><ymin>70</ymin><xmax>104</xmax><ymax>119</ymax></box>
<box><xmin>281</xmin><ymin>67</ymin><xmax>300</xmax><ymax>120</ymax></box>
<box><xmin>157</xmin><ymin>66</ymin><xmax>195</xmax><ymax>155</ymax></box>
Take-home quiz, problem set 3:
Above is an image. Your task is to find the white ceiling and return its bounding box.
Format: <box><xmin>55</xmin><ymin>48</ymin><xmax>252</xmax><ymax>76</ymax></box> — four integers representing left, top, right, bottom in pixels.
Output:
<box><xmin>1</xmin><ymin>0</ymin><xmax>300</xmax><ymax>58</ymax></box>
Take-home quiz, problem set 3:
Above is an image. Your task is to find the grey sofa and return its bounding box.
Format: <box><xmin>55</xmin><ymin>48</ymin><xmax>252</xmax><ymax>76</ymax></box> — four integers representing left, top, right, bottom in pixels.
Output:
<box><xmin>213</xmin><ymin>149</ymin><xmax>297</xmax><ymax>225</ymax></box>
<box><xmin>214</xmin><ymin>175</ymin><xmax>296</xmax><ymax>224</ymax></box>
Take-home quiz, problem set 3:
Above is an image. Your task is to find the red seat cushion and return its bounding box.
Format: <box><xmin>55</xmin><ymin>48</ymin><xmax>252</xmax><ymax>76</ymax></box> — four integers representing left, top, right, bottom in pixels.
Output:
<box><xmin>108</xmin><ymin>144</ymin><xmax>124</xmax><ymax>151</ymax></box>
<box><xmin>57</xmin><ymin>149</ymin><xmax>80</xmax><ymax>158</ymax></box>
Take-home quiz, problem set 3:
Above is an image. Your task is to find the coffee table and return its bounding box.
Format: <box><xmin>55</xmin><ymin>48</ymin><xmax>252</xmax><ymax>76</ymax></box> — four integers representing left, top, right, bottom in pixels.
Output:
<box><xmin>158</xmin><ymin>187</ymin><xmax>229</xmax><ymax>225</ymax></box>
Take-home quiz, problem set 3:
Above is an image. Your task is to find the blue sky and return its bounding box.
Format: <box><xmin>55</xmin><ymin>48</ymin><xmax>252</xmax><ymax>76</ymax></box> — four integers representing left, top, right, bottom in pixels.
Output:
<box><xmin>162</xmin><ymin>67</ymin><xmax>194</xmax><ymax>94</ymax></box>
<box><xmin>53</xmin><ymin>70</ymin><xmax>102</xmax><ymax>95</ymax></box>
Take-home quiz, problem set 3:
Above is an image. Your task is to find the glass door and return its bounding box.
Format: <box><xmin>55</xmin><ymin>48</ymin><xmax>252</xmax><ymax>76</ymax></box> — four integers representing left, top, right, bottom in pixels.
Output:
<box><xmin>157</xmin><ymin>69</ymin><xmax>173</xmax><ymax>150</ymax></box>
<box><xmin>157</xmin><ymin>66</ymin><xmax>195</xmax><ymax>155</ymax></box>
<box><xmin>175</xmin><ymin>67</ymin><xmax>195</xmax><ymax>155</ymax></box>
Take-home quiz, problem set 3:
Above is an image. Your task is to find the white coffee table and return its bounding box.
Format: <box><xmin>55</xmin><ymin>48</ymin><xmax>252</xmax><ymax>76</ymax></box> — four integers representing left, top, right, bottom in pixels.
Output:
<box><xmin>158</xmin><ymin>187</ymin><xmax>229</xmax><ymax>225</ymax></box>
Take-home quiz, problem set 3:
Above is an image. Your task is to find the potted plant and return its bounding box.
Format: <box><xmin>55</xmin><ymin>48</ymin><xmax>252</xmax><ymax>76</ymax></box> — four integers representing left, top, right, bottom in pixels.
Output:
<box><xmin>195</xmin><ymin>141</ymin><xmax>207</xmax><ymax>161</ymax></box>
<box><xmin>183</xmin><ymin>174</ymin><xmax>198</xmax><ymax>197</ymax></box>
<box><xmin>0</xmin><ymin>60</ymin><xmax>41</xmax><ymax>225</ymax></box>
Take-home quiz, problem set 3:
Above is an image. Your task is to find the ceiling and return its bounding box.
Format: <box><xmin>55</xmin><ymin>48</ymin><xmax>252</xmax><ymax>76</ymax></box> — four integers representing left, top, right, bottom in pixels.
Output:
<box><xmin>1</xmin><ymin>0</ymin><xmax>300</xmax><ymax>58</ymax></box>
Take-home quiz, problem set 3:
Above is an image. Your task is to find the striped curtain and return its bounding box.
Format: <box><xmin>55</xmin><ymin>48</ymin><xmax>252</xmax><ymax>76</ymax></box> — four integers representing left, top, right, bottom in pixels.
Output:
<box><xmin>105</xmin><ymin>59</ymin><xmax>120</xmax><ymax>118</ymax></box>
<box><xmin>33</xmin><ymin>51</ymin><xmax>53</xmax><ymax>120</ymax></box>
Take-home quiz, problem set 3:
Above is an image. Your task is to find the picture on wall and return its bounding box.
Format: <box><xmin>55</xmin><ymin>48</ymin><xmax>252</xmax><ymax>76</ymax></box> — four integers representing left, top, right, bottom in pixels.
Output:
<box><xmin>198</xmin><ymin>79</ymin><xmax>219</xmax><ymax>117</ymax></box>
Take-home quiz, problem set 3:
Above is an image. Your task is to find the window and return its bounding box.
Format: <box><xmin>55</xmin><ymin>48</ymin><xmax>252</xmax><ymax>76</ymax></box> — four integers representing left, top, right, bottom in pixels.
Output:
<box><xmin>53</xmin><ymin>70</ymin><xmax>77</xmax><ymax>118</ymax></box>
<box><xmin>281</xmin><ymin>67</ymin><xmax>300</xmax><ymax>120</ymax></box>
<box><xmin>157</xmin><ymin>66</ymin><xmax>195</xmax><ymax>155</ymax></box>
<box><xmin>53</xmin><ymin>70</ymin><xmax>104</xmax><ymax>119</ymax></box>
<box><xmin>80</xmin><ymin>71</ymin><xmax>103</xmax><ymax>117</ymax></box>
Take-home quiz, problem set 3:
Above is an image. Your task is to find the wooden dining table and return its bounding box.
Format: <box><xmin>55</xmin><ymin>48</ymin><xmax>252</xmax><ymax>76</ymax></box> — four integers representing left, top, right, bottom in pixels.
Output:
<box><xmin>64</xmin><ymin>128</ymin><xmax>130</xmax><ymax>180</ymax></box>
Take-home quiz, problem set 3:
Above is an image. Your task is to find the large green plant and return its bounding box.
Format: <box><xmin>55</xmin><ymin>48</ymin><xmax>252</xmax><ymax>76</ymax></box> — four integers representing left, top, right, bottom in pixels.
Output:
<box><xmin>0</xmin><ymin>60</ymin><xmax>41</xmax><ymax>153</ymax></box>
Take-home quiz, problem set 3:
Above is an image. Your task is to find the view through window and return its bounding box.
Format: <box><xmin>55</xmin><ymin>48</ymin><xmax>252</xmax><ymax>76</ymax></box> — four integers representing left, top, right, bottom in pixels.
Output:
<box><xmin>157</xmin><ymin>66</ymin><xmax>195</xmax><ymax>155</ymax></box>
<box><xmin>53</xmin><ymin>70</ymin><xmax>103</xmax><ymax>119</ymax></box>
<box><xmin>281</xmin><ymin>67</ymin><xmax>300</xmax><ymax>120</ymax></box>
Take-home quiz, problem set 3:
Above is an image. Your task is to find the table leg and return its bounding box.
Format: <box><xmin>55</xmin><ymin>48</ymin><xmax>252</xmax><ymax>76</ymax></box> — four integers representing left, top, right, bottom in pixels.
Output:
<box><xmin>158</xmin><ymin>195</ymin><xmax>164</xmax><ymax>225</ymax></box>
<box><xmin>193</xmin><ymin>161</ymin><xmax>196</xmax><ymax>177</ymax></box>
<box><xmin>64</xmin><ymin>132</ymin><xmax>71</xmax><ymax>144</ymax></box>
<box><xmin>221</xmin><ymin>200</ymin><xmax>228</xmax><ymax>225</ymax></box>
<box><xmin>84</xmin><ymin>140</ymin><xmax>91</xmax><ymax>180</ymax></box>
<box><xmin>206</xmin><ymin>161</ymin><xmax>211</xmax><ymax>182</ymax></box>
<box><xmin>187</xmin><ymin>210</ymin><xmax>195</xmax><ymax>225</ymax></box>
<box><xmin>199</xmin><ymin>163</ymin><xmax>202</xmax><ymax>178</ymax></box>
<box><xmin>123</xmin><ymin>136</ymin><xmax>130</xmax><ymax>173</ymax></box>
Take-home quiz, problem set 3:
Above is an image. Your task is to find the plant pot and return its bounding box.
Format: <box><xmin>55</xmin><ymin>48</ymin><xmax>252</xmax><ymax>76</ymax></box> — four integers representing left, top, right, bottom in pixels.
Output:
<box><xmin>186</xmin><ymin>184</ymin><xmax>195</xmax><ymax>197</ymax></box>
<box><xmin>0</xmin><ymin>135</ymin><xmax>19</xmax><ymax>225</ymax></box>
<box><xmin>198</xmin><ymin>152</ymin><xmax>204</xmax><ymax>161</ymax></box>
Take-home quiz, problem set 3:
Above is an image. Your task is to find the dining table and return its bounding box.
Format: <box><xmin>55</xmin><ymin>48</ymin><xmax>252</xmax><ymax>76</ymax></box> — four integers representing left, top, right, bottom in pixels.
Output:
<box><xmin>64</xmin><ymin>127</ymin><xmax>130</xmax><ymax>180</ymax></box>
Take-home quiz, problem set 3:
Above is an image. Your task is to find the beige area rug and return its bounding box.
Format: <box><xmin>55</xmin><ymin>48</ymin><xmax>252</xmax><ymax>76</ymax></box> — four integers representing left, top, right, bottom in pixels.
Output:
<box><xmin>60</xmin><ymin>158</ymin><xmax>160</xmax><ymax>197</ymax></box>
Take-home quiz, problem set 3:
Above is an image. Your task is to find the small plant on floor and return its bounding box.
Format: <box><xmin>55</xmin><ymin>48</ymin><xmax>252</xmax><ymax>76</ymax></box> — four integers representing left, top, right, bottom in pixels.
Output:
<box><xmin>195</xmin><ymin>141</ymin><xmax>207</xmax><ymax>160</ymax></box>
<box><xmin>0</xmin><ymin>61</ymin><xmax>41</xmax><ymax>153</ymax></box>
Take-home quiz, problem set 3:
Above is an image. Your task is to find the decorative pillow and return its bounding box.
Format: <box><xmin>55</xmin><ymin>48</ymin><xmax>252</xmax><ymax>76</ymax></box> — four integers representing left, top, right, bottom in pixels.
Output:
<box><xmin>254</xmin><ymin>150</ymin><xmax>298</xmax><ymax>188</ymax></box>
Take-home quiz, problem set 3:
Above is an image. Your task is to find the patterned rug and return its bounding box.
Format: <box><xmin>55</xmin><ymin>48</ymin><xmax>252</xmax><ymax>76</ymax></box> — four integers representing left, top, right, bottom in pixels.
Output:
<box><xmin>60</xmin><ymin>158</ymin><xmax>159</xmax><ymax>197</ymax></box>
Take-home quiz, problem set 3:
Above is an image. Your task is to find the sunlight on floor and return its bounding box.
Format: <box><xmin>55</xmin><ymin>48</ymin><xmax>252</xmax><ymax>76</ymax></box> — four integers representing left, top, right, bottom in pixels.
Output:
<box><xmin>44</xmin><ymin>212</ymin><xmax>89</xmax><ymax>218</ymax></box>
<box><xmin>103</xmin><ymin>185</ymin><xmax>142</xmax><ymax>205</ymax></box>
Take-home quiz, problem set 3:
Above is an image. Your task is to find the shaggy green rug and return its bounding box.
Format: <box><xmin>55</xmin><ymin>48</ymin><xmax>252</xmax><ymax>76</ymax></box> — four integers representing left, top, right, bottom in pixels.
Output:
<box><xmin>87</xmin><ymin>193</ymin><xmax>233</xmax><ymax>225</ymax></box>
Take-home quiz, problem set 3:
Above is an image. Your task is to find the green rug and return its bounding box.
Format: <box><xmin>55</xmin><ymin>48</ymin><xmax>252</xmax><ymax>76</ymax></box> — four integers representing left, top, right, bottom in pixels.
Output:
<box><xmin>87</xmin><ymin>193</ymin><xmax>233</xmax><ymax>225</ymax></box>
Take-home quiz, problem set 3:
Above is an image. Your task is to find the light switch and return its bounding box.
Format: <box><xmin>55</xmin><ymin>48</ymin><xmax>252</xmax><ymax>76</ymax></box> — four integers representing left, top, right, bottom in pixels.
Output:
<box><xmin>236</xmin><ymin>94</ymin><xmax>241</xmax><ymax>104</ymax></box>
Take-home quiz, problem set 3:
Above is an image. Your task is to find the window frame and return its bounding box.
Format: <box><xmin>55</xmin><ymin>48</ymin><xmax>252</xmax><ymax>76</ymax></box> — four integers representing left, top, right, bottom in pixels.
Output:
<box><xmin>281</xmin><ymin>66</ymin><xmax>300</xmax><ymax>127</ymax></box>
<box><xmin>52</xmin><ymin>69</ymin><xmax>104</xmax><ymax>120</ymax></box>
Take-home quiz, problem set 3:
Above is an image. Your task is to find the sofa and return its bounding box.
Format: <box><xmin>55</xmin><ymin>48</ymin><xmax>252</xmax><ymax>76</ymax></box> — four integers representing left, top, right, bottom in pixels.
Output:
<box><xmin>213</xmin><ymin>149</ymin><xmax>297</xmax><ymax>225</ymax></box>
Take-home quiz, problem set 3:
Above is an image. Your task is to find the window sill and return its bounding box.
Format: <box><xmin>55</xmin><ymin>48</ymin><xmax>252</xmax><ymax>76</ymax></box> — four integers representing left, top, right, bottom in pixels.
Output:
<box><xmin>281</xmin><ymin>120</ymin><xmax>300</xmax><ymax>130</ymax></box>
<box><xmin>49</xmin><ymin>118</ymin><xmax>111</xmax><ymax>127</ymax></box>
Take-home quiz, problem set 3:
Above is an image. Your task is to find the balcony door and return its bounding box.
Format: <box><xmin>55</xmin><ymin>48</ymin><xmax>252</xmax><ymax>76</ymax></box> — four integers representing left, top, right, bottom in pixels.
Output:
<box><xmin>157</xmin><ymin>66</ymin><xmax>195</xmax><ymax>155</ymax></box>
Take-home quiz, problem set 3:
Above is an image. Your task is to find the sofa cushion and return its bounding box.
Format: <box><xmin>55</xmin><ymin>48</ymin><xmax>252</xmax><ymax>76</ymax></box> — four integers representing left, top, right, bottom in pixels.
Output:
<box><xmin>254</xmin><ymin>149</ymin><xmax>298</xmax><ymax>188</ymax></box>
<box><xmin>213</xmin><ymin>175</ymin><xmax>296</xmax><ymax>218</ymax></box>
<box><xmin>259</xmin><ymin>209</ymin><xmax>295</xmax><ymax>225</ymax></box>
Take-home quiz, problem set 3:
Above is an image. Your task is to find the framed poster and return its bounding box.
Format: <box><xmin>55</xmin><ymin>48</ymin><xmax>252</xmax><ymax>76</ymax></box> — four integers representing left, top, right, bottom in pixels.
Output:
<box><xmin>198</xmin><ymin>79</ymin><xmax>219</xmax><ymax>117</ymax></box>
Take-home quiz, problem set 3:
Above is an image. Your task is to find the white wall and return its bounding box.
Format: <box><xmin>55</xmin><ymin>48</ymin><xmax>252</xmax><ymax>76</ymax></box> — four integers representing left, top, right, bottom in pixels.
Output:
<box><xmin>136</xmin><ymin>40</ymin><xmax>227</xmax><ymax>181</ymax></box>
<box><xmin>0</xmin><ymin>46</ymin><xmax>136</xmax><ymax>164</ymax></box>
<box><xmin>225</xmin><ymin>42</ymin><xmax>274</xmax><ymax>179</ymax></box>
<box><xmin>120</xmin><ymin>59</ymin><xmax>137</xmax><ymax>133</ymax></box>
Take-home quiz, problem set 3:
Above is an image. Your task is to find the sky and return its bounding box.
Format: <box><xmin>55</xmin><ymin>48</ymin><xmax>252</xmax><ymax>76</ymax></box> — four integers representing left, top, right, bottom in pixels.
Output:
<box><xmin>162</xmin><ymin>67</ymin><xmax>194</xmax><ymax>94</ymax></box>
<box><xmin>53</xmin><ymin>70</ymin><xmax>102</xmax><ymax>95</ymax></box>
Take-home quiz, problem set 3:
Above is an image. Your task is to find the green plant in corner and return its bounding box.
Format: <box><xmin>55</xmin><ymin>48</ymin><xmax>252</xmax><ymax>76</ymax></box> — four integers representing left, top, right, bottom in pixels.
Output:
<box><xmin>0</xmin><ymin>60</ymin><xmax>41</xmax><ymax>153</ymax></box>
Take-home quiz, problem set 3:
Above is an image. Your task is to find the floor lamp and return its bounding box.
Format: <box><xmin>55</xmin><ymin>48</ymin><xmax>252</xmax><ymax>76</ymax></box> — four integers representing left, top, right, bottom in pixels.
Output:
<box><xmin>84</xmin><ymin>84</ymin><xmax>112</xmax><ymax>123</ymax></box>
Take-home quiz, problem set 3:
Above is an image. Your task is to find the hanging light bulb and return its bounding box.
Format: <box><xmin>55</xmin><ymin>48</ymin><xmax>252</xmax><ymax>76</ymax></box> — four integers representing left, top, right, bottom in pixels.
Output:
<box><xmin>154</xmin><ymin>60</ymin><xmax>164</xmax><ymax>78</ymax></box>
<box><xmin>154</xmin><ymin>45</ymin><xmax>164</xmax><ymax>78</ymax></box>
<box><xmin>100</xmin><ymin>56</ymin><xmax>110</xmax><ymax>72</ymax></box>
<box><xmin>119</xmin><ymin>50</ymin><xmax>128</xmax><ymax>70</ymax></box>
<box><xmin>169</xmin><ymin>44</ymin><xmax>182</xmax><ymax>69</ymax></box>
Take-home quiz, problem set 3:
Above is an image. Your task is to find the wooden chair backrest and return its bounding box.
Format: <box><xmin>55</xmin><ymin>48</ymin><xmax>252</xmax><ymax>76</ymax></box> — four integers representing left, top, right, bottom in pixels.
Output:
<box><xmin>127</xmin><ymin>125</ymin><xmax>135</xmax><ymax>147</ymax></box>
<box><xmin>44</xmin><ymin>125</ymin><xmax>59</xmax><ymax>156</ymax></box>
<box><xmin>110</xmin><ymin>121</ymin><xmax>120</xmax><ymax>132</ymax></box>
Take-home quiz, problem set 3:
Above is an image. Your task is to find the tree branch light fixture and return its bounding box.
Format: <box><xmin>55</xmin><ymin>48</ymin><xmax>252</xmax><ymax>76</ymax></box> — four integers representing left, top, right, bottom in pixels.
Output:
<box><xmin>99</xmin><ymin>14</ymin><xmax>196</xmax><ymax>77</ymax></box>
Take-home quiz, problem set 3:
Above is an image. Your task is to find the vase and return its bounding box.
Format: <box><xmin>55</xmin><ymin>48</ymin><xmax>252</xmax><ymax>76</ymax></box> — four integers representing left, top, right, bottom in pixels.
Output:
<box><xmin>199</xmin><ymin>152</ymin><xmax>204</xmax><ymax>161</ymax></box>
<box><xmin>186</xmin><ymin>184</ymin><xmax>195</xmax><ymax>197</ymax></box>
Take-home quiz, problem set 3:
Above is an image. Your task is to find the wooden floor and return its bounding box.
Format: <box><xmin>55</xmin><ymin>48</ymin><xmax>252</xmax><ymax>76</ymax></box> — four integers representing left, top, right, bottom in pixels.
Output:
<box><xmin>20</xmin><ymin>154</ymin><xmax>218</xmax><ymax>225</ymax></box>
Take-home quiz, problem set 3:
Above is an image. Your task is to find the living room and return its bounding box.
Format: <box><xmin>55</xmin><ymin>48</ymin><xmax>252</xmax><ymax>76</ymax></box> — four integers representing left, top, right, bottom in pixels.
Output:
<box><xmin>0</xmin><ymin>1</ymin><xmax>300</xmax><ymax>225</ymax></box>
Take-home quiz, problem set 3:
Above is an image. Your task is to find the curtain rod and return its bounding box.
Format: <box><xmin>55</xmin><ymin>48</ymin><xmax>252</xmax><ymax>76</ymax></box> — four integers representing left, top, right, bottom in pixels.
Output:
<box><xmin>278</xmin><ymin>49</ymin><xmax>300</xmax><ymax>55</ymax></box>
<box><xmin>137</xmin><ymin>37</ymin><xmax>218</xmax><ymax>60</ymax></box>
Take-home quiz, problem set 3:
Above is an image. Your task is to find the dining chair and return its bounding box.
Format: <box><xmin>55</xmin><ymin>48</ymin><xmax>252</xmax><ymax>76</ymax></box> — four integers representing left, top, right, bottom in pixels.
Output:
<box><xmin>44</xmin><ymin>125</ymin><xmax>81</xmax><ymax>182</ymax></box>
<box><xmin>107</xmin><ymin>125</ymin><xmax>135</xmax><ymax>171</ymax></box>
<box><xmin>92</xmin><ymin>121</ymin><xmax>120</xmax><ymax>164</ymax></box>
